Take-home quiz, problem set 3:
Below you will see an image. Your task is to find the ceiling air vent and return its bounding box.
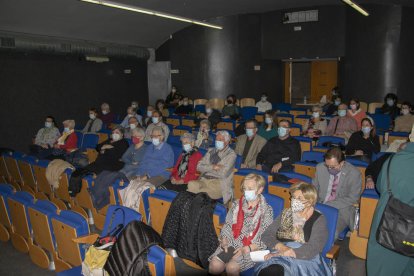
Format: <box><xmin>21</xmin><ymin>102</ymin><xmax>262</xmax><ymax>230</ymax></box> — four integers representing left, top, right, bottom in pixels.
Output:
<box><xmin>1</xmin><ymin>37</ymin><xmax>16</xmax><ymax>48</ymax></box>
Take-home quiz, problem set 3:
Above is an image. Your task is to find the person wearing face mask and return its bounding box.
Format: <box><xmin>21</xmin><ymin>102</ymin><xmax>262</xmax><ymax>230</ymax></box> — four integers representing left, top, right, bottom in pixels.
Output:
<box><xmin>313</xmin><ymin>147</ymin><xmax>361</xmax><ymax>237</ymax></box>
<box><xmin>324</xmin><ymin>95</ymin><xmax>342</xmax><ymax>116</ymax></box>
<box><xmin>131</xmin><ymin>100</ymin><xmax>140</xmax><ymax>113</ymax></box>
<box><xmin>256</xmin><ymin>182</ymin><xmax>331</xmax><ymax>276</ymax></box>
<box><xmin>197</xmin><ymin>102</ymin><xmax>221</xmax><ymax>128</ymax></box>
<box><xmin>347</xmin><ymin>98</ymin><xmax>366</xmax><ymax>130</ymax></box>
<box><xmin>99</xmin><ymin>102</ymin><xmax>116</xmax><ymax>129</ymax></box>
<box><xmin>380</xmin><ymin>93</ymin><xmax>400</xmax><ymax>121</ymax></box>
<box><xmin>174</xmin><ymin>96</ymin><xmax>193</xmax><ymax>115</ymax></box>
<box><xmin>222</xmin><ymin>94</ymin><xmax>240</xmax><ymax>120</ymax></box>
<box><xmin>235</xmin><ymin>119</ymin><xmax>267</xmax><ymax>169</ymax></box>
<box><xmin>209</xmin><ymin>174</ymin><xmax>274</xmax><ymax>275</ymax></box>
<box><xmin>120</xmin><ymin>106</ymin><xmax>143</xmax><ymax>128</ymax></box>
<box><xmin>165</xmin><ymin>85</ymin><xmax>183</xmax><ymax>106</ymax></box>
<box><xmin>45</xmin><ymin>119</ymin><xmax>78</xmax><ymax>160</ymax></box>
<box><xmin>155</xmin><ymin>99</ymin><xmax>170</xmax><ymax>117</ymax></box>
<box><xmin>256</xmin><ymin>120</ymin><xmax>301</xmax><ymax>177</ymax></box>
<box><xmin>255</xmin><ymin>93</ymin><xmax>272</xmax><ymax>113</ymax></box>
<box><xmin>393</xmin><ymin>102</ymin><xmax>414</xmax><ymax>132</ymax></box>
<box><xmin>82</xmin><ymin>108</ymin><xmax>103</xmax><ymax>133</ymax></box>
<box><xmin>135</xmin><ymin>127</ymin><xmax>174</xmax><ymax>183</ymax></box>
<box><xmin>144</xmin><ymin>110</ymin><xmax>170</xmax><ymax>142</ymax></box>
<box><xmin>188</xmin><ymin>131</ymin><xmax>237</xmax><ymax>203</ymax></box>
<box><xmin>83</xmin><ymin>126</ymin><xmax>129</xmax><ymax>174</ymax></box>
<box><xmin>119</xmin><ymin>128</ymin><xmax>148</xmax><ymax>178</ymax></box>
<box><xmin>303</xmin><ymin>105</ymin><xmax>327</xmax><ymax>139</ymax></box>
<box><xmin>124</xmin><ymin>117</ymin><xmax>141</xmax><ymax>139</ymax></box>
<box><xmin>195</xmin><ymin>119</ymin><xmax>214</xmax><ymax>150</ymax></box>
<box><xmin>144</xmin><ymin>105</ymin><xmax>155</xmax><ymax>127</ymax></box>
<box><xmin>257</xmin><ymin>110</ymin><xmax>278</xmax><ymax>140</ymax></box>
<box><xmin>158</xmin><ymin>133</ymin><xmax>202</xmax><ymax>192</ymax></box>
<box><xmin>346</xmin><ymin>118</ymin><xmax>380</xmax><ymax>160</ymax></box>
<box><xmin>30</xmin><ymin>115</ymin><xmax>61</xmax><ymax>158</ymax></box>
<box><xmin>325</xmin><ymin>103</ymin><xmax>358</xmax><ymax>140</ymax></box>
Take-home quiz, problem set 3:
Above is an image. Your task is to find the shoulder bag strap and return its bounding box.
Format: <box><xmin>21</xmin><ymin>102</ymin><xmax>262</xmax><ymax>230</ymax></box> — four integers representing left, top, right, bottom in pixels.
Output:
<box><xmin>386</xmin><ymin>154</ymin><xmax>395</xmax><ymax>196</ymax></box>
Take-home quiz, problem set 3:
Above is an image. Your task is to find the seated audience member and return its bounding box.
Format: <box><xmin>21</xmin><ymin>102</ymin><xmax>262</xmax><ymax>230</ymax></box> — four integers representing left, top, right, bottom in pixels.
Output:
<box><xmin>174</xmin><ymin>96</ymin><xmax>193</xmax><ymax>115</ymax></box>
<box><xmin>120</xmin><ymin>128</ymin><xmax>147</xmax><ymax>178</ymax></box>
<box><xmin>365</xmin><ymin>152</ymin><xmax>392</xmax><ymax>189</ymax></box>
<box><xmin>84</xmin><ymin>126</ymin><xmax>129</xmax><ymax>174</ymax></box>
<box><xmin>346</xmin><ymin>118</ymin><xmax>380</xmax><ymax>160</ymax></box>
<box><xmin>257</xmin><ymin>110</ymin><xmax>278</xmax><ymax>141</ymax></box>
<box><xmin>303</xmin><ymin>105</ymin><xmax>327</xmax><ymax>139</ymax></box>
<box><xmin>380</xmin><ymin>92</ymin><xmax>400</xmax><ymax>121</ymax></box>
<box><xmin>235</xmin><ymin>119</ymin><xmax>267</xmax><ymax>169</ymax></box>
<box><xmin>313</xmin><ymin>147</ymin><xmax>362</xmax><ymax>236</ymax></box>
<box><xmin>209</xmin><ymin>174</ymin><xmax>274</xmax><ymax>275</ymax></box>
<box><xmin>255</xmin><ymin>182</ymin><xmax>331</xmax><ymax>276</ymax></box>
<box><xmin>30</xmin><ymin>115</ymin><xmax>60</xmax><ymax>158</ymax></box>
<box><xmin>256</xmin><ymin>93</ymin><xmax>272</xmax><ymax>113</ymax></box>
<box><xmin>197</xmin><ymin>102</ymin><xmax>221</xmax><ymax>128</ymax></box>
<box><xmin>165</xmin><ymin>85</ymin><xmax>183</xmax><ymax>106</ymax></box>
<box><xmin>394</xmin><ymin>102</ymin><xmax>414</xmax><ymax>132</ymax></box>
<box><xmin>325</xmin><ymin>103</ymin><xmax>358</xmax><ymax>139</ymax></box>
<box><xmin>256</xmin><ymin>119</ymin><xmax>301</xmax><ymax>175</ymax></box>
<box><xmin>131</xmin><ymin>100</ymin><xmax>140</xmax><ymax>113</ymax></box>
<box><xmin>121</xmin><ymin>106</ymin><xmax>143</xmax><ymax>128</ymax></box>
<box><xmin>156</xmin><ymin>99</ymin><xmax>170</xmax><ymax>117</ymax></box>
<box><xmin>348</xmin><ymin>98</ymin><xmax>366</xmax><ymax>130</ymax></box>
<box><xmin>325</xmin><ymin>95</ymin><xmax>341</xmax><ymax>116</ymax></box>
<box><xmin>144</xmin><ymin>110</ymin><xmax>170</xmax><ymax>142</ymax></box>
<box><xmin>144</xmin><ymin>105</ymin><xmax>155</xmax><ymax>127</ymax></box>
<box><xmin>222</xmin><ymin>94</ymin><xmax>240</xmax><ymax>120</ymax></box>
<box><xmin>188</xmin><ymin>130</ymin><xmax>236</xmax><ymax>203</ymax></box>
<box><xmin>82</xmin><ymin>108</ymin><xmax>103</xmax><ymax>133</ymax></box>
<box><xmin>159</xmin><ymin>133</ymin><xmax>203</xmax><ymax>192</ymax></box>
<box><xmin>47</xmin><ymin>120</ymin><xmax>78</xmax><ymax>159</ymax></box>
<box><xmin>195</xmin><ymin>119</ymin><xmax>214</xmax><ymax>150</ymax></box>
<box><xmin>100</xmin><ymin>102</ymin><xmax>116</xmax><ymax>129</ymax></box>
<box><xmin>124</xmin><ymin>116</ymin><xmax>140</xmax><ymax>139</ymax></box>
<box><xmin>135</xmin><ymin>126</ymin><xmax>174</xmax><ymax>183</ymax></box>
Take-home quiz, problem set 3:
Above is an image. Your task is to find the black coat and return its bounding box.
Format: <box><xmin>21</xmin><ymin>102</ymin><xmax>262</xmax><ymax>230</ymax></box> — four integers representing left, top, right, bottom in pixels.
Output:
<box><xmin>345</xmin><ymin>131</ymin><xmax>381</xmax><ymax>158</ymax></box>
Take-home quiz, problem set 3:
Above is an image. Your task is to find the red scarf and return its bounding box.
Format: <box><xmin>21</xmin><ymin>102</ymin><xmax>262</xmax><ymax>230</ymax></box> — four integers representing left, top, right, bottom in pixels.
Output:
<box><xmin>232</xmin><ymin>197</ymin><xmax>262</xmax><ymax>246</ymax></box>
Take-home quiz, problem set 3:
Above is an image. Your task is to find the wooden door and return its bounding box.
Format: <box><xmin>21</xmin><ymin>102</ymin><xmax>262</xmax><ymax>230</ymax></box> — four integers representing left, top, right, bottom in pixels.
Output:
<box><xmin>310</xmin><ymin>61</ymin><xmax>338</xmax><ymax>103</ymax></box>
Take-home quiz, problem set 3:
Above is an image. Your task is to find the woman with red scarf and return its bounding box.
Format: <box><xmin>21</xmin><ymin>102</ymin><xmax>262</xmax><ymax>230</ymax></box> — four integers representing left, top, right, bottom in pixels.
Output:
<box><xmin>209</xmin><ymin>174</ymin><xmax>274</xmax><ymax>275</ymax></box>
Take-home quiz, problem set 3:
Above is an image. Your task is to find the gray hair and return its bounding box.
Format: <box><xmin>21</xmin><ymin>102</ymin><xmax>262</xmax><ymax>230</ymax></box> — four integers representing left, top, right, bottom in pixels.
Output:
<box><xmin>181</xmin><ymin>132</ymin><xmax>195</xmax><ymax>142</ymax></box>
<box><xmin>131</xmin><ymin>127</ymin><xmax>145</xmax><ymax>137</ymax></box>
<box><xmin>200</xmin><ymin>119</ymin><xmax>211</xmax><ymax>129</ymax></box>
<box><xmin>216</xmin><ymin>130</ymin><xmax>231</xmax><ymax>142</ymax></box>
<box><xmin>151</xmin><ymin>126</ymin><xmax>165</xmax><ymax>137</ymax></box>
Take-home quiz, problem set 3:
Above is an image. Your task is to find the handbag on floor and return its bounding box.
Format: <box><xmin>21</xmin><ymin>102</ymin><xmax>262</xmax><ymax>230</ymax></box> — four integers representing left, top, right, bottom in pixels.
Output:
<box><xmin>376</xmin><ymin>154</ymin><xmax>414</xmax><ymax>257</ymax></box>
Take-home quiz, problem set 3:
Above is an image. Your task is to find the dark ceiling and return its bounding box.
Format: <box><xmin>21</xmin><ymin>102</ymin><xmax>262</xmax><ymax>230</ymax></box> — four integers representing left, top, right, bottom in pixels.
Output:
<box><xmin>0</xmin><ymin>0</ymin><xmax>413</xmax><ymax>48</ymax></box>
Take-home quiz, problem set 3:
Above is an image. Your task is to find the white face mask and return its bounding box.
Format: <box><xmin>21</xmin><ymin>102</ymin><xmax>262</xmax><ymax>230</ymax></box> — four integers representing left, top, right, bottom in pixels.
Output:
<box><xmin>265</xmin><ymin>117</ymin><xmax>273</xmax><ymax>125</ymax></box>
<box><xmin>183</xmin><ymin>143</ymin><xmax>192</xmax><ymax>152</ymax></box>
<box><xmin>350</xmin><ymin>104</ymin><xmax>357</xmax><ymax>110</ymax></box>
<box><xmin>261</xmin><ymin>97</ymin><xmax>267</xmax><ymax>102</ymax></box>
<box><xmin>64</xmin><ymin>127</ymin><xmax>70</xmax><ymax>133</ymax></box>
<box><xmin>112</xmin><ymin>133</ymin><xmax>121</xmax><ymax>141</ymax></box>
<box><xmin>278</xmin><ymin>127</ymin><xmax>288</xmax><ymax>137</ymax></box>
<box><xmin>183</xmin><ymin>101</ymin><xmax>189</xmax><ymax>106</ymax></box>
<box><xmin>387</xmin><ymin>99</ymin><xmax>394</xmax><ymax>107</ymax></box>
<box><xmin>362</xmin><ymin>126</ymin><xmax>371</xmax><ymax>135</ymax></box>
<box><xmin>89</xmin><ymin>114</ymin><xmax>96</xmax><ymax>120</ymax></box>
<box><xmin>402</xmin><ymin>109</ymin><xmax>410</xmax><ymax>115</ymax></box>
<box><xmin>131</xmin><ymin>104</ymin><xmax>138</xmax><ymax>108</ymax></box>
<box><xmin>206</xmin><ymin>108</ymin><xmax>212</xmax><ymax>114</ymax></box>
<box><xmin>147</xmin><ymin>110</ymin><xmax>153</xmax><ymax>117</ymax></box>
<box><xmin>129</xmin><ymin>124</ymin><xmax>137</xmax><ymax>130</ymax></box>
<box><xmin>244</xmin><ymin>190</ymin><xmax>257</xmax><ymax>202</ymax></box>
<box><xmin>215</xmin><ymin>140</ymin><xmax>225</xmax><ymax>150</ymax></box>
<box><xmin>102</xmin><ymin>110</ymin><xmax>108</xmax><ymax>115</ymax></box>
<box><xmin>152</xmin><ymin>138</ymin><xmax>161</xmax><ymax>146</ymax></box>
<box><xmin>291</xmin><ymin>198</ymin><xmax>306</xmax><ymax>213</ymax></box>
<box><xmin>45</xmin><ymin>122</ymin><xmax>52</xmax><ymax>128</ymax></box>
<box><xmin>312</xmin><ymin>112</ymin><xmax>320</xmax><ymax>118</ymax></box>
<box><xmin>152</xmin><ymin>117</ymin><xmax>159</xmax><ymax>124</ymax></box>
<box><xmin>246</xmin><ymin>129</ymin><xmax>255</xmax><ymax>137</ymax></box>
<box><xmin>338</xmin><ymin>110</ymin><xmax>347</xmax><ymax>117</ymax></box>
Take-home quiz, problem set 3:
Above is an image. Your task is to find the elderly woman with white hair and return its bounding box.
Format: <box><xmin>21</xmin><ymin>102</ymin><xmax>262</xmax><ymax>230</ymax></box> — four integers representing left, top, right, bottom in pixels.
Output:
<box><xmin>120</xmin><ymin>128</ymin><xmax>148</xmax><ymax>178</ymax></box>
<box><xmin>46</xmin><ymin>119</ymin><xmax>78</xmax><ymax>160</ymax></box>
<box><xmin>188</xmin><ymin>130</ymin><xmax>237</xmax><ymax>203</ymax></box>
<box><xmin>195</xmin><ymin>119</ymin><xmax>214</xmax><ymax>150</ymax></box>
<box><xmin>209</xmin><ymin>174</ymin><xmax>274</xmax><ymax>275</ymax></box>
<box><xmin>159</xmin><ymin>133</ymin><xmax>203</xmax><ymax>192</ymax></box>
<box><xmin>100</xmin><ymin>102</ymin><xmax>116</xmax><ymax>129</ymax></box>
<box><xmin>303</xmin><ymin>105</ymin><xmax>327</xmax><ymax>139</ymax></box>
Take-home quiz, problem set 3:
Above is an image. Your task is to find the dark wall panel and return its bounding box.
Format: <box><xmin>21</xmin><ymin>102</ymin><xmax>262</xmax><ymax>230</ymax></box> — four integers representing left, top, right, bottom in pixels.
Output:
<box><xmin>261</xmin><ymin>6</ymin><xmax>346</xmax><ymax>60</ymax></box>
<box><xmin>398</xmin><ymin>7</ymin><xmax>414</xmax><ymax>103</ymax></box>
<box><xmin>0</xmin><ymin>51</ymin><xmax>148</xmax><ymax>151</ymax></box>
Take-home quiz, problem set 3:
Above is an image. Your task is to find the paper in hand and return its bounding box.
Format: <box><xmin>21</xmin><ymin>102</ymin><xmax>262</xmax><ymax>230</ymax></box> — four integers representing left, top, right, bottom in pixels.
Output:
<box><xmin>250</xmin><ymin>250</ymin><xmax>270</xmax><ymax>262</ymax></box>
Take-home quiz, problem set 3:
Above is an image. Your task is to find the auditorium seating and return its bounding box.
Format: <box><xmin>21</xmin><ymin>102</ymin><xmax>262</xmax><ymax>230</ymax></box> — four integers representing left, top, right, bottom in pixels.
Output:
<box><xmin>0</xmin><ymin>184</ymin><xmax>15</xmax><ymax>242</ymax></box>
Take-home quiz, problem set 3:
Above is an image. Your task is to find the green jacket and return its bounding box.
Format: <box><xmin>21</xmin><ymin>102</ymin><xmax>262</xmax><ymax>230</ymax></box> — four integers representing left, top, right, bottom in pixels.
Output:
<box><xmin>367</xmin><ymin>142</ymin><xmax>414</xmax><ymax>276</ymax></box>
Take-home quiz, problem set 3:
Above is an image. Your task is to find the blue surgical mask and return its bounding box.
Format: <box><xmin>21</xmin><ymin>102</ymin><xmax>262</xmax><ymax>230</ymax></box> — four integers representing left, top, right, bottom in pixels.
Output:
<box><xmin>278</xmin><ymin>127</ymin><xmax>287</xmax><ymax>137</ymax></box>
<box><xmin>387</xmin><ymin>99</ymin><xmax>394</xmax><ymax>107</ymax></box>
<box><xmin>265</xmin><ymin>117</ymin><xmax>273</xmax><ymax>125</ymax></box>
<box><xmin>183</xmin><ymin>143</ymin><xmax>192</xmax><ymax>152</ymax></box>
<box><xmin>246</xmin><ymin>129</ymin><xmax>254</xmax><ymax>137</ymax></box>
<box><xmin>334</xmin><ymin>100</ymin><xmax>341</xmax><ymax>106</ymax></box>
<box><xmin>244</xmin><ymin>190</ymin><xmax>257</xmax><ymax>202</ymax></box>
<box><xmin>64</xmin><ymin>127</ymin><xmax>70</xmax><ymax>132</ymax></box>
<box><xmin>215</xmin><ymin>140</ymin><xmax>225</xmax><ymax>150</ymax></box>
<box><xmin>152</xmin><ymin>117</ymin><xmax>159</xmax><ymax>124</ymax></box>
<box><xmin>338</xmin><ymin>110</ymin><xmax>347</xmax><ymax>117</ymax></box>
<box><xmin>147</xmin><ymin>111</ymin><xmax>152</xmax><ymax>117</ymax></box>
<box><xmin>362</xmin><ymin>127</ymin><xmax>371</xmax><ymax>135</ymax></box>
<box><xmin>152</xmin><ymin>138</ymin><xmax>160</xmax><ymax>146</ymax></box>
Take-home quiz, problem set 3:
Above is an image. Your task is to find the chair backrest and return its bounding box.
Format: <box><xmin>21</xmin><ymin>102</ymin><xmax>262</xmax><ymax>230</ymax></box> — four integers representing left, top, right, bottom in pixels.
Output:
<box><xmin>388</xmin><ymin>131</ymin><xmax>409</xmax><ymax>144</ymax></box>
<box><xmin>302</xmin><ymin>151</ymin><xmax>324</xmax><ymax>163</ymax></box>
<box><xmin>167</xmin><ymin>135</ymin><xmax>181</xmax><ymax>146</ymax></box>
<box><xmin>294</xmin><ymin>115</ymin><xmax>311</xmax><ymax>130</ymax></box>
<box><xmin>274</xmin><ymin>103</ymin><xmax>292</xmax><ymax>112</ymax></box>
<box><xmin>4</xmin><ymin>152</ymin><xmax>23</xmax><ymax>186</ymax></box>
<box><xmin>181</xmin><ymin>117</ymin><xmax>196</xmax><ymax>128</ymax></box>
<box><xmin>317</xmin><ymin>136</ymin><xmax>345</xmax><ymax>147</ymax></box>
<box><xmin>359</xmin><ymin>102</ymin><xmax>368</xmax><ymax>112</ymax></box>
<box><xmin>0</xmin><ymin>184</ymin><xmax>14</xmax><ymax>230</ymax></box>
<box><xmin>54</xmin><ymin>168</ymin><xmax>74</xmax><ymax>203</ymax></box>
<box><xmin>241</xmin><ymin>106</ymin><xmax>258</xmax><ymax>120</ymax></box>
<box><xmin>101</xmin><ymin>205</ymin><xmax>142</xmax><ymax>237</ymax></box>
<box><xmin>209</xmin><ymin>98</ymin><xmax>225</xmax><ymax>111</ymax></box>
<box><xmin>262</xmin><ymin>193</ymin><xmax>284</xmax><ymax>219</ymax></box>
<box><xmin>293</xmin><ymin>136</ymin><xmax>313</xmax><ymax>152</ymax></box>
<box><xmin>147</xmin><ymin>245</ymin><xmax>176</xmax><ymax>276</ymax></box>
<box><xmin>172</xmin><ymin>125</ymin><xmax>192</xmax><ymax>136</ymax></box>
<box><xmin>240</xmin><ymin>98</ymin><xmax>256</xmax><ymax>107</ymax></box>
<box><xmin>368</xmin><ymin>102</ymin><xmax>383</xmax><ymax>114</ymax></box>
<box><xmin>276</xmin><ymin>113</ymin><xmax>294</xmax><ymax>123</ymax></box>
<box><xmin>216</xmin><ymin>119</ymin><xmax>236</xmax><ymax>131</ymax></box>
<box><xmin>32</xmin><ymin>160</ymin><xmax>53</xmax><ymax>196</ymax></box>
<box><xmin>235</xmin><ymin>154</ymin><xmax>242</xmax><ymax>170</ymax></box>
<box><xmin>82</xmin><ymin>133</ymin><xmax>99</xmax><ymax>150</ymax></box>
<box><xmin>148</xmin><ymin>190</ymin><xmax>178</xmax><ymax>234</ymax></box>
<box><xmin>290</xmin><ymin>123</ymin><xmax>302</xmax><ymax>136</ymax></box>
<box><xmin>194</xmin><ymin>105</ymin><xmax>206</xmax><ymax>114</ymax></box>
<box><xmin>345</xmin><ymin>157</ymin><xmax>369</xmax><ymax>168</ymax></box>
<box><xmin>74</xmin><ymin>131</ymin><xmax>84</xmax><ymax>149</ymax></box>
<box><xmin>193</xmin><ymin>99</ymin><xmax>208</xmax><ymax>106</ymax></box>
<box><xmin>315</xmin><ymin>203</ymin><xmax>338</xmax><ymax>261</ymax></box>
<box><xmin>369</xmin><ymin>114</ymin><xmax>391</xmax><ymax>131</ymax></box>
<box><xmin>165</xmin><ymin>115</ymin><xmax>181</xmax><ymax>127</ymax></box>
<box><xmin>289</xmin><ymin>108</ymin><xmax>307</xmax><ymax>117</ymax></box>
<box><xmin>17</xmin><ymin>156</ymin><xmax>37</xmax><ymax>193</ymax></box>
<box><xmin>279</xmin><ymin>171</ymin><xmax>312</xmax><ymax>184</ymax></box>
<box><xmin>170</xmin><ymin>144</ymin><xmax>183</xmax><ymax>164</ymax></box>
<box><xmin>8</xmin><ymin>191</ymin><xmax>34</xmax><ymax>242</ymax></box>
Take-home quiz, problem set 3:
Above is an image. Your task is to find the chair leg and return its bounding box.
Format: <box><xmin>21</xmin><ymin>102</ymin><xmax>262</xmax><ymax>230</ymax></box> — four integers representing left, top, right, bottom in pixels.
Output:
<box><xmin>29</xmin><ymin>243</ymin><xmax>51</xmax><ymax>269</ymax></box>
<box><xmin>11</xmin><ymin>232</ymin><xmax>29</xmax><ymax>253</ymax></box>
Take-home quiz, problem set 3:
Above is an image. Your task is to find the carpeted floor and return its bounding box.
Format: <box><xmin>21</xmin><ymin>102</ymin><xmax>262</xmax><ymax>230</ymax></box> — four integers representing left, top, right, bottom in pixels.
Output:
<box><xmin>0</xmin><ymin>238</ymin><xmax>365</xmax><ymax>275</ymax></box>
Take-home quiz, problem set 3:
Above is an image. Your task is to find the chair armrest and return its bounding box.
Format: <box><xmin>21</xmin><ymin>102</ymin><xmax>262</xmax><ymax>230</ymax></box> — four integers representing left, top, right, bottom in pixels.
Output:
<box><xmin>326</xmin><ymin>244</ymin><xmax>340</xmax><ymax>260</ymax></box>
<box><xmin>166</xmin><ymin>168</ymin><xmax>173</xmax><ymax>172</ymax></box>
<box><xmin>72</xmin><ymin>233</ymin><xmax>99</xmax><ymax>244</ymax></box>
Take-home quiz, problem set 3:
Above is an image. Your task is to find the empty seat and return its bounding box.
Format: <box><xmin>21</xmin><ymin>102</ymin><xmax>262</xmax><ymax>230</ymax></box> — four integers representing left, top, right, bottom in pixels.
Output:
<box><xmin>241</xmin><ymin>106</ymin><xmax>258</xmax><ymax>120</ymax></box>
<box><xmin>240</xmin><ymin>98</ymin><xmax>256</xmax><ymax>107</ymax></box>
<box><xmin>165</xmin><ymin>115</ymin><xmax>181</xmax><ymax>127</ymax></box>
<box><xmin>293</xmin><ymin>136</ymin><xmax>313</xmax><ymax>152</ymax></box>
<box><xmin>0</xmin><ymin>184</ymin><xmax>15</xmax><ymax>241</ymax></box>
<box><xmin>172</xmin><ymin>125</ymin><xmax>192</xmax><ymax>136</ymax></box>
